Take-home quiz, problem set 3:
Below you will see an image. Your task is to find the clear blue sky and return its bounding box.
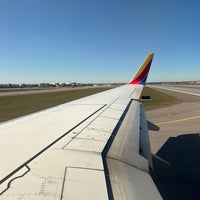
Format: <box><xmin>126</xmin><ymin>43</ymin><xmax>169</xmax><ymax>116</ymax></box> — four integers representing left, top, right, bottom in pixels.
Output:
<box><xmin>0</xmin><ymin>0</ymin><xmax>200</xmax><ymax>83</ymax></box>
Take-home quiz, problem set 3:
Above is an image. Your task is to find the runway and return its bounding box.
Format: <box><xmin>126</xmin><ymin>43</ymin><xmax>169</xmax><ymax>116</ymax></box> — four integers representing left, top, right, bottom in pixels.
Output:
<box><xmin>0</xmin><ymin>87</ymin><xmax>95</xmax><ymax>97</ymax></box>
<box><xmin>147</xmin><ymin>84</ymin><xmax>200</xmax><ymax>200</ymax></box>
<box><xmin>150</xmin><ymin>84</ymin><xmax>200</xmax><ymax>97</ymax></box>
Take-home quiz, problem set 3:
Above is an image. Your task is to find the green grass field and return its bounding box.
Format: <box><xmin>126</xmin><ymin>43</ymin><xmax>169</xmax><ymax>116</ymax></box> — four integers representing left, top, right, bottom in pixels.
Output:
<box><xmin>0</xmin><ymin>86</ymin><xmax>181</xmax><ymax>122</ymax></box>
<box><xmin>0</xmin><ymin>87</ymin><xmax>111</xmax><ymax>122</ymax></box>
<box><xmin>140</xmin><ymin>87</ymin><xmax>181</xmax><ymax>110</ymax></box>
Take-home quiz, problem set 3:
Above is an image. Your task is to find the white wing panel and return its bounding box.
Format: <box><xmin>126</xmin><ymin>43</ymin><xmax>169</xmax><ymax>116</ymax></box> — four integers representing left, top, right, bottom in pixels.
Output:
<box><xmin>63</xmin><ymin>168</ymin><xmax>108</xmax><ymax>200</ymax></box>
<box><xmin>107</xmin><ymin>100</ymin><xmax>149</xmax><ymax>172</ymax></box>
<box><xmin>66</xmin><ymin>138</ymin><xmax>107</xmax><ymax>152</ymax></box>
<box><xmin>76</xmin><ymin>127</ymin><xmax>111</xmax><ymax>141</ymax></box>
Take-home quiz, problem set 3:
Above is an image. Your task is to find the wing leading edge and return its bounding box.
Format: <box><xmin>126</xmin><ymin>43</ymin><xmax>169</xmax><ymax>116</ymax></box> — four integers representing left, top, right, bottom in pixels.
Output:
<box><xmin>0</xmin><ymin>53</ymin><xmax>162</xmax><ymax>199</ymax></box>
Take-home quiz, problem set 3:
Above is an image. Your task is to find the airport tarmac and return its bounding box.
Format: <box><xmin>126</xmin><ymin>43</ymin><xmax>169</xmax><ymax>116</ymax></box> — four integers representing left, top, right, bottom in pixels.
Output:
<box><xmin>147</xmin><ymin>85</ymin><xmax>200</xmax><ymax>200</ymax></box>
<box><xmin>147</xmin><ymin>85</ymin><xmax>200</xmax><ymax>153</ymax></box>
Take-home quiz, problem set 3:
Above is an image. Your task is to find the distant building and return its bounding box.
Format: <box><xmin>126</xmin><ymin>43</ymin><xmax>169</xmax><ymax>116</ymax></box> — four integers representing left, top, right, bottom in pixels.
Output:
<box><xmin>21</xmin><ymin>83</ymin><xmax>39</xmax><ymax>88</ymax></box>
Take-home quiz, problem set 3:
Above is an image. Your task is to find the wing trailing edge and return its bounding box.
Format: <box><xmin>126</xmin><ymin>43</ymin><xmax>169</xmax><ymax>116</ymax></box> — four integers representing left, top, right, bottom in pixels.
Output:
<box><xmin>129</xmin><ymin>53</ymin><xmax>154</xmax><ymax>85</ymax></box>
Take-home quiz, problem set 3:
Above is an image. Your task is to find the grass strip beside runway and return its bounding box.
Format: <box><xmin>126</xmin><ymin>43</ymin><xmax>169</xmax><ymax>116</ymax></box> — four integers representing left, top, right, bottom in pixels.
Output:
<box><xmin>0</xmin><ymin>87</ymin><xmax>111</xmax><ymax>122</ymax></box>
<box><xmin>141</xmin><ymin>86</ymin><xmax>182</xmax><ymax>110</ymax></box>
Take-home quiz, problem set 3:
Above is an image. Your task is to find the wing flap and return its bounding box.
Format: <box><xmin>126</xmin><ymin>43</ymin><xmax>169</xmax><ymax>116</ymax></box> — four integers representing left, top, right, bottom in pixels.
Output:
<box><xmin>106</xmin><ymin>100</ymin><xmax>149</xmax><ymax>172</ymax></box>
<box><xmin>107</xmin><ymin>159</ymin><xmax>162</xmax><ymax>200</ymax></box>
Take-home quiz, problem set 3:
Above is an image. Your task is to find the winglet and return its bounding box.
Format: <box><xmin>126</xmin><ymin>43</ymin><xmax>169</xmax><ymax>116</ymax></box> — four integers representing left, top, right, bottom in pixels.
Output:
<box><xmin>129</xmin><ymin>53</ymin><xmax>154</xmax><ymax>85</ymax></box>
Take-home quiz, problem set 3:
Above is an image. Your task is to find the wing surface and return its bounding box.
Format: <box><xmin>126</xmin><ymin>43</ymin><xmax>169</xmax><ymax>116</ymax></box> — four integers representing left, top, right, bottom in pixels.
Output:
<box><xmin>0</xmin><ymin>53</ymin><xmax>162</xmax><ymax>199</ymax></box>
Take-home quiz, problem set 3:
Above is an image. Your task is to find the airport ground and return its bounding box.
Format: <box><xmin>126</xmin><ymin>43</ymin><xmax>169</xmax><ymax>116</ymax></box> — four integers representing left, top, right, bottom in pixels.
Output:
<box><xmin>147</xmin><ymin>85</ymin><xmax>200</xmax><ymax>200</ymax></box>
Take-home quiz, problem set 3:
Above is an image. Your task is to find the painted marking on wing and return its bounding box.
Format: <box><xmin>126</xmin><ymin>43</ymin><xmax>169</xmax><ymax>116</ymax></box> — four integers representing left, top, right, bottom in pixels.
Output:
<box><xmin>156</xmin><ymin>115</ymin><xmax>200</xmax><ymax>125</ymax></box>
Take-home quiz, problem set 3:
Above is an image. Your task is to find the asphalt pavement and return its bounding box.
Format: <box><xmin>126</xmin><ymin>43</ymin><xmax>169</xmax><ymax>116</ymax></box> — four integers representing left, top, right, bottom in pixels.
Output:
<box><xmin>147</xmin><ymin>85</ymin><xmax>200</xmax><ymax>200</ymax></box>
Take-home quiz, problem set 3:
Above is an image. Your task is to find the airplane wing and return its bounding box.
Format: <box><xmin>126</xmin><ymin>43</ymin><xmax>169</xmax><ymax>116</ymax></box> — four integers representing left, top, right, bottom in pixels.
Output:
<box><xmin>0</xmin><ymin>53</ymin><xmax>162</xmax><ymax>199</ymax></box>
